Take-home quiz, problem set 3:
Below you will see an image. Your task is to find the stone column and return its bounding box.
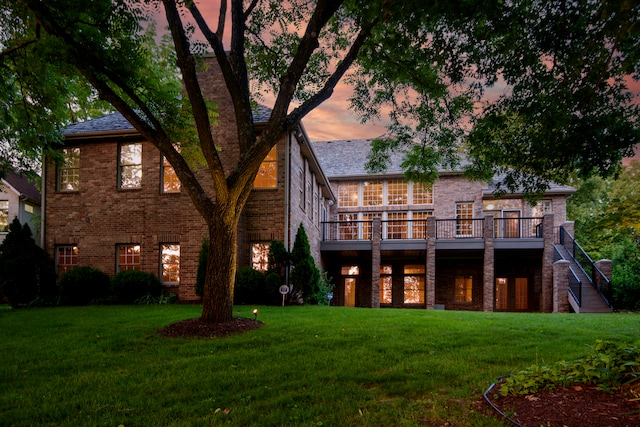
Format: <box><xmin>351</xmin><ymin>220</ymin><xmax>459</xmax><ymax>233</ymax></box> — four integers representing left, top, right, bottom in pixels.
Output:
<box><xmin>553</xmin><ymin>259</ymin><xmax>570</xmax><ymax>313</ymax></box>
<box><xmin>483</xmin><ymin>215</ymin><xmax>495</xmax><ymax>312</ymax></box>
<box><xmin>371</xmin><ymin>217</ymin><xmax>381</xmax><ymax>308</ymax></box>
<box><xmin>426</xmin><ymin>216</ymin><xmax>436</xmax><ymax>309</ymax></box>
<box><xmin>541</xmin><ymin>213</ymin><xmax>555</xmax><ymax>312</ymax></box>
<box><xmin>595</xmin><ymin>259</ymin><xmax>612</xmax><ymax>296</ymax></box>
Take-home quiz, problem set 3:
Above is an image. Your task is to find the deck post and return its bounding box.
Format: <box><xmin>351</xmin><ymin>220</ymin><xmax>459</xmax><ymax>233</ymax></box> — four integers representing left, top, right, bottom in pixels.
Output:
<box><xmin>426</xmin><ymin>216</ymin><xmax>436</xmax><ymax>309</ymax></box>
<box><xmin>483</xmin><ymin>215</ymin><xmax>495</xmax><ymax>312</ymax></box>
<box><xmin>553</xmin><ymin>260</ymin><xmax>571</xmax><ymax>313</ymax></box>
<box><xmin>371</xmin><ymin>218</ymin><xmax>381</xmax><ymax>308</ymax></box>
<box><xmin>542</xmin><ymin>214</ymin><xmax>555</xmax><ymax>312</ymax></box>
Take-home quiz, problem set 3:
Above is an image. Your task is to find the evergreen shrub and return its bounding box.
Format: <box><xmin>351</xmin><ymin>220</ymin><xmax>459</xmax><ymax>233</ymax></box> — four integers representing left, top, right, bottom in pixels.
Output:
<box><xmin>59</xmin><ymin>266</ymin><xmax>111</xmax><ymax>305</ymax></box>
<box><xmin>111</xmin><ymin>270</ymin><xmax>163</xmax><ymax>304</ymax></box>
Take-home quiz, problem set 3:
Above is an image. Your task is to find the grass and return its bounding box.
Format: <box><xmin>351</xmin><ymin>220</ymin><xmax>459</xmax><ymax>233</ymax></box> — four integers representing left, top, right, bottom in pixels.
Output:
<box><xmin>0</xmin><ymin>305</ymin><xmax>638</xmax><ymax>426</ymax></box>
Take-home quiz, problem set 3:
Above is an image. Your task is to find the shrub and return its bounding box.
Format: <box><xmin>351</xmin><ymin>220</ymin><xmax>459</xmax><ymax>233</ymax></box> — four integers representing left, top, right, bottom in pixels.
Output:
<box><xmin>59</xmin><ymin>266</ymin><xmax>111</xmax><ymax>306</ymax></box>
<box><xmin>0</xmin><ymin>218</ymin><xmax>57</xmax><ymax>307</ymax></box>
<box><xmin>111</xmin><ymin>270</ymin><xmax>163</xmax><ymax>305</ymax></box>
<box><xmin>234</xmin><ymin>267</ymin><xmax>265</xmax><ymax>305</ymax></box>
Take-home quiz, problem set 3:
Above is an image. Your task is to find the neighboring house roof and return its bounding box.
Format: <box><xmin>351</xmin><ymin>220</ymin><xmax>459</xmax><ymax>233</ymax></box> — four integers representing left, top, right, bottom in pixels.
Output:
<box><xmin>63</xmin><ymin>105</ymin><xmax>273</xmax><ymax>136</ymax></box>
<box><xmin>2</xmin><ymin>171</ymin><xmax>41</xmax><ymax>204</ymax></box>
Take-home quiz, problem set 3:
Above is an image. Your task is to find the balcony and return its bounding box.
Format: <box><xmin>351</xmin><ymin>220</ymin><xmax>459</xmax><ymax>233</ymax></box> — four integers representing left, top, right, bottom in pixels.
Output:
<box><xmin>320</xmin><ymin>216</ymin><xmax>546</xmax><ymax>251</ymax></box>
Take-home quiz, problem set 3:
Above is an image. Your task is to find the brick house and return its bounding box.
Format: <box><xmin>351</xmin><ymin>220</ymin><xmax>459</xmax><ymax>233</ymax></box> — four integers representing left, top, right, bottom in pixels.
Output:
<box><xmin>0</xmin><ymin>171</ymin><xmax>41</xmax><ymax>245</ymax></box>
<box><xmin>43</xmin><ymin>58</ymin><xmax>613</xmax><ymax>312</ymax></box>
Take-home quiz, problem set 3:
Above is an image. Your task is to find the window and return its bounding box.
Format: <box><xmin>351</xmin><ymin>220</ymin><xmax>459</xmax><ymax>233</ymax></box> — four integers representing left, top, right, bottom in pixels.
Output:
<box><xmin>412</xmin><ymin>211</ymin><xmax>432</xmax><ymax>239</ymax></box>
<box><xmin>531</xmin><ymin>200</ymin><xmax>552</xmax><ymax>235</ymax></box>
<box><xmin>455</xmin><ymin>202</ymin><xmax>474</xmax><ymax>237</ymax></box>
<box><xmin>57</xmin><ymin>147</ymin><xmax>80</xmax><ymax>191</ymax></box>
<box><xmin>387</xmin><ymin>180</ymin><xmax>408</xmax><ymax>205</ymax></box>
<box><xmin>338</xmin><ymin>182</ymin><xmax>358</xmax><ymax>207</ymax></box>
<box><xmin>387</xmin><ymin>212</ymin><xmax>407</xmax><ymax>239</ymax></box>
<box><xmin>117</xmin><ymin>244</ymin><xmax>141</xmax><ymax>271</ymax></box>
<box><xmin>298</xmin><ymin>168</ymin><xmax>305</xmax><ymax>209</ymax></box>
<box><xmin>24</xmin><ymin>204</ymin><xmax>35</xmax><ymax>214</ymax></box>
<box><xmin>161</xmin><ymin>244</ymin><xmax>180</xmax><ymax>284</ymax></box>
<box><xmin>0</xmin><ymin>200</ymin><xmax>8</xmax><ymax>232</ymax></box>
<box><xmin>254</xmin><ymin>146</ymin><xmax>277</xmax><ymax>188</ymax></box>
<box><xmin>341</xmin><ymin>265</ymin><xmax>359</xmax><ymax>275</ymax></box>
<box><xmin>118</xmin><ymin>143</ymin><xmax>142</xmax><ymax>189</ymax></box>
<box><xmin>404</xmin><ymin>264</ymin><xmax>425</xmax><ymax>304</ymax></box>
<box><xmin>455</xmin><ymin>275</ymin><xmax>473</xmax><ymax>303</ymax></box>
<box><xmin>162</xmin><ymin>157</ymin><xmax>181</xmax><ymax>192</ymax></box>
<box><xmin>363</xmin><ymin>181</ymin><xmax>382</xmax><ymax>206</ymax></box>
<box><xmin>56</xmin><ymin>246</ymin><xmax>78</xmax><ymax>275</ymax></box>
<box><xmin>362</xmin><ymin>212</ymin><xmax>381</xmax><ymax>240</ymax></box>
<box><xmin>412</xmin><ymin>182</ymin><xmax>433</xmax><ymax>204</ymax></box>
<box><xmin>307</xmin><ymin>177</ymin><xmax>313</xmax><ymax>217</ymax></box>
<box><xmin>338</xmin><ymin>213</ymin><xmax>358</xmax><ymax>240</ymax></box>
<box><xmin>251</xmin><ymin>242</ymin><xmax>270</xmax><ymax>272</ymax></box>
<box><xmin>380</xmin><ymin>264</ymin><xmax>393</xmax><ymax>304</ymax></box>
<box><xmin>315</xmin><ymin>188</ymin><xmax>320</xmax><ymax>227</ymax></box>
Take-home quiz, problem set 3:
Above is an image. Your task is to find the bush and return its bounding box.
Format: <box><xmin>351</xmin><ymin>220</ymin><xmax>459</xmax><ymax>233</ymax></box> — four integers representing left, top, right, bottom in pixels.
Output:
<box><xmin>111</xmin><ymin>270</ymin><xmax>163</xmax><ymax>305</ymax></box>
<box><xmin>234</xmin><ymin>267</ymin><xmax>265</xmax><ymax>305</ymax></box>
<box><xmin>0</xmin><ymin>218</ymin><xmax>57</xmax><ymax>307</ymax></box>
<box><xmin>59</xmin><ymin>266</ymin><xmax>111</xmax><ymax>306</ymax></box>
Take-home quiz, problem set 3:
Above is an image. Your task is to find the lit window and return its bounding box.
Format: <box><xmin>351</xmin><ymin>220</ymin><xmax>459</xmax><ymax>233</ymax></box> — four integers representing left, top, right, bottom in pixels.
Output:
<box><xmin>413</xmin><ymin>182</ymin><xmax>433</xmax><ymax>204</ymax></box>
<box><xmin>251</xmin><ymin>242</ymin><xmax>270</xmax><ymax>271</ymax></box>
<box><xmin>338</xmin><ymin>213</ymin><xmax>358</xmax><ymax>240</ymax></box>
<box><xmin>387</xmin><ymin>212</ymin><xmax>407</xmax><ymax>239</ymax></box>
<box><xmin>362</xmin><ymin>212</ymin><xmax>381</xmax><ymax>240</ymax></box>
<box><xmin>162</xmin><ymin>157</ymin><xmax>181</xmax><ymax>192</ymax></box>
<box><xmin>0</xmin><ymin>200</ymin><xmax>8</xmax><ymax>232</ymax></box>
<box><xmin>412</xmin><ymin>211</ymin><xmax>432</xmax><ymax>239</ymax></box>
<box><xmin>119</xmin><ymin>143</ymin><xmax>142</xmax><ymax>189</ymax></box>
<box><xmin>380</xmin><ymin>264</ymin><xmax>393</xmax><ymax>304</ymax></box>
<box><xmin>403</xmin><ymin>264</ymin><xmax>425</xmax><ymax>304</ymax></box>
<box><xmin>495</xmin><ymin>278</ymin><xmax>508</xmax><ymax>310</ymax></box>
<box><xmin>338</xmin><ymin>182</ymin><xmax>358</xmax><ymax>207</ymax></box>
<box><xmin>387</xmin><ymin>180</ymin><xmax>407</xmax><ymax>205</ymax></box>
<box><xmin>341</xmin><ymin>265</ymin><xmax>359</xmax><ymax>275</ymax></box>
<box><xmin>531</xmin><ymin>200</ymin><xmax>552</xmax><ymax>235</ymax></box>
<box><xmin>254</xmin><ymin>146</ymin><xmax>277</xmax><ymax>188</ymax></box>
<box><xmin>161</xmin><ymin>244</ymin><xmax>180</xmax><ymax>284</ymax></box>
<box><xmin>56</xmin><ymin>246</ymin><xmax>78</xmax><ymax>275</ymax></box>
<box><xmin>57</xmin><ymin>147</ymin><xmax>80</xmax><ymax>191</ymax></box>
<box><xmin>455</xmin><ymin>275</ymin><xmax>473</xmax><ymax>303</ymax></box>
<box><xmin>117</xmin><ymin>244</ymin><xmax>141</xmax><ymax>271</ymax></box>
<box><xmin>24</xmin><ymin>204</ymin><xmax>34</xmax><ymax>214</ymax></box>
<box><xmin>455</xmin><ymin>202</ymin><xmax>474</xmax><ymax>237</ymax></box>
<box><xmin>363</xmin><ymin>181</ymin><xmax>382</xmax><ymax>206</ymax></box>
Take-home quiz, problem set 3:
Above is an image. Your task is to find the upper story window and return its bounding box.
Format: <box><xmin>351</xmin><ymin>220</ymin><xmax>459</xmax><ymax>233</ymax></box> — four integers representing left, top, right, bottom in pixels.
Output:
<box><xmin>162</xmin><ymin>157</ymin><xmax>181</xmax><ymax>193</ymax></box>
<box><xmin>413</xmin><ymin>182</ymin><xmax>433</xmax><ymax>204</ymax></box>
<box><xmin>307</xmin><ymin>177</ymin><xmax>313</xmax><ymax>217</ymax></box>
<box><xmin>254</xmin><ymin>146</ymin><xmax>277</xmax><ymax>188</ymax></box>
<box><xmin>532</xmin><ymin>200</ymin><xmax>552</xmax><ymax>216</ymax></box>
<box><xmin>57</xmin><ymin>147</ymin><xmax>80</xmax><ymax>192</ymax></box>
<box><xmin>363</xmin><ymin>180</ymin><xmax>382</xmax><ymax>206</ymax></box>
<box><xmin>0</xmin><ymin>200</ymin><xmax>8</xmax><ymax>232</ymax></box>
<box><xmin>338</xmin><ymin>182</ymin><xmax>358</xmax><ymax>207</ymax></box>
<box><xmin>387</xmin><ymin>180</ymin><xmax>407</xmax><ymax>205</ymax></box>
<box><xmin>118</xmin><ymin>143</ymin><xmax>142</xmax><ymax>189</ymax></box>
<box><xmin>298</xmin><ymin>168</ymin><xmax>305</xmax><ymax>209</ymax></box>
<box><xmin>456</xmin><ymin>202</ymin><xmax>474</xmax><ymax>237</ymax></box>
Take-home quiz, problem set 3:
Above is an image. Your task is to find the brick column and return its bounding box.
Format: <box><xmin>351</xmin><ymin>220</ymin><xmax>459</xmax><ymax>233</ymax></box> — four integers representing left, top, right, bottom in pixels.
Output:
<box><xmin>426</xmin><ymin>216</ymin><xmax>436</xmax><ymax>309</ymax></box>
<box><xmin>371</xmin><ymin>217</ymin><xmax>381</xmax><ymax>308</ymax></box>
<box><xmin>542</xmin><ymin>214</ymin><xmax>555</xmax><ymax>312</ymax></box>
<box><xmin>483</xmin><ymin>215</ymin><xmax>495</xmax><ymax>312</ymax></box>
<box><xmin>553</xmin><ymin>260</ymin><xmax>570</xmax><ymax>313</ymax></box>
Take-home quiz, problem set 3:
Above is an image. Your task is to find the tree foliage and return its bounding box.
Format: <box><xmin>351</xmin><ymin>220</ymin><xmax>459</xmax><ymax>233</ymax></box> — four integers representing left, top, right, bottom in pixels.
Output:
<box><xmin>2</xmin><ymin>0</ymin><xmax>638</xmax><ymax>320</ymax></box>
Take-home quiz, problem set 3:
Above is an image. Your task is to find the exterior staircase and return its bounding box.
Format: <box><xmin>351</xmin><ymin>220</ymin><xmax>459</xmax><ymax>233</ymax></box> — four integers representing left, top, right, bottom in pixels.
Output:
<box><xmin>554</xmin><ymin>237</ymin><xmax>613</xmax><ymax>313</ymax></box>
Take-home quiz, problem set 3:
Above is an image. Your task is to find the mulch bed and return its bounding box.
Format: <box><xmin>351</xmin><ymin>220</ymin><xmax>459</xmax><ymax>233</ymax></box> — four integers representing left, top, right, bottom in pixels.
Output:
<box><xmin>157</xmin><ymin>317</ymin><xmax>263</xmax><ymax>338</ymax></box>
<box><xmin>481</xmin><ymin>382</ymin><xmax>640</xmax><ymax>427</ymax></box>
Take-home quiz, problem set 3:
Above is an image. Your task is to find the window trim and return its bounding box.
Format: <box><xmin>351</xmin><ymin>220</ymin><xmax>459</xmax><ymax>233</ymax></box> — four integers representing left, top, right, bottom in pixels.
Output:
<box><xmin>118</xmin><ymin>143</ymin><xmax>143</xmax><ymax>190</ymax></box>
<box><xmin>117</xmin><ymin>244</ymin><xmax>141</xmax><ymax>272</ymax></box>
<box><xmin>57</xmin><ymin>147</ymin><xmax>80</xmax><ymax>192</ymax></box>
<box><xmin>160</xmin><ymin>243</ymin><xmax>180</xmax><ymax>285</ymax></box>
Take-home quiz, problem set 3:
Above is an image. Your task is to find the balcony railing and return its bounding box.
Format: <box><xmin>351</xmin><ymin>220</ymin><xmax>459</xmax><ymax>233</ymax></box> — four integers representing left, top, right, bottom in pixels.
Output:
<box><xmin>322</xmin><ymin>217</ymin><xmax>545</xmax><ymax>242</ymax></box>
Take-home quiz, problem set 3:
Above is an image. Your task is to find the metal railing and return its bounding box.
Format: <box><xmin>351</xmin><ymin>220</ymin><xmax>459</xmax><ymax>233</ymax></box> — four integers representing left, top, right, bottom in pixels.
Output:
<box><xmin>435</xmin><ymin>218</ymin><xmax>484</xmax><ymax>239</ymax></box>
<box><xmin>568</xmin><ymin>266</ymin><xmax>582</xmax><ymax>308</ymax></box>
<box><xmin>558</xmin><ymin>226</ymin><xmax>612</xmax><ymax>308</ymax></box>
<box><xmin>493</xmin><ymin>217</ymin><xmax>543</xmax><ymax>239</ymax></box>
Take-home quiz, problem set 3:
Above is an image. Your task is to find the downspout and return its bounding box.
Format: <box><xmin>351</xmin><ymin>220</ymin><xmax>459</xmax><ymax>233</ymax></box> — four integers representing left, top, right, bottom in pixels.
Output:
<box><xmin>284</xmin><ymin>132</ymin><xmax>292</xmax><ymax>289</ymax></box>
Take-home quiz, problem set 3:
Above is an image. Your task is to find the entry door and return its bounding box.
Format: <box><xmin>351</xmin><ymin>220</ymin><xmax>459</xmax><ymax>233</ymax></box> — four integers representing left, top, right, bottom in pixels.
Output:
<box><xmin>495</xmin><ymin>277</ymin><xmax>529</xmax><ymax>311</ymax></box>
<box><xmin>503</xmin><ymin>211</ymin><xmax>521</xmax><ymax>238</ymax></box>
<box><xmin>344</xmin><ymin>278</ymin><xmax>356</xmax><ymax>307</ymax></box>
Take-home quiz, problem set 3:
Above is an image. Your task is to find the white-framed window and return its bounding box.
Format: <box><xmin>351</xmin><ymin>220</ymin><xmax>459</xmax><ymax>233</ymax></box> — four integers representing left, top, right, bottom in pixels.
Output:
<box><xmin>0</xmin><ymin>200</ymin><xmax>8</xmax><ymax>232</ymax></box>
<box><xmin>412</xmin><ymin>182</ymin><xmax>433</xmax><ymax>204</ymax></box>
<box><xmin>387</xmin><ymin>180</ymin><xmax>408</xmax><ymax>205</ymax></box>
<box><xmin>56</xmin><ymin>245</ymin><xmax>79</xmax><ymax>275</ymax></box>
<box><xmin>161</xmin><ymin>244</ymin><xmax>180</xmax><ymax>284</ymax></box>
<box><xmin>338</xmin><ymin>182</ymin><xmax>358</xmax><ymax>207</ymax></box>
<box><xmin>162</xmin><ymin>157</ymin><xmax>181</xmax><ymax>193</ymax></box>
<box><xmin>531</xmin><ymin>199</ymin><xmax>552</xmax><ymax>235</ymax></box>
<box><xmin>455</xmin><ymin>202</ymin><xmax>474</xmax><ymax>237</ymax></box>
<box><xmin>363</xmin><ymin>180</ymin><xmax>383</xmax><ymax>206</ymax></box>
<box><xmin>251</xmin><ymin>242</ymin><xmax>270</xmax><ymax>272</ymax></box>
<box><xmin>117</xmin><ymin>244</ymin><xmax>141</xmax><ymax>271</ymax></box>
<box><xmin>118</xmin><ymin>143</ymin><xmax>142</xmax><ymax>189</ymax></box>
<box><xmin>57</xmin><ymin>147</ymin><xmax>80</xmax><ymax>191</ymax></box>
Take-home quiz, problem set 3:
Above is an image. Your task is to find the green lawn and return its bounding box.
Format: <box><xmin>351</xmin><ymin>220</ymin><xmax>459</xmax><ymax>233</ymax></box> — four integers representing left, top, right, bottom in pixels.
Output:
<box><xmin>1</xmin><ymin>305</ymin><xmax>638</xmax><ymax>426</ymax></box>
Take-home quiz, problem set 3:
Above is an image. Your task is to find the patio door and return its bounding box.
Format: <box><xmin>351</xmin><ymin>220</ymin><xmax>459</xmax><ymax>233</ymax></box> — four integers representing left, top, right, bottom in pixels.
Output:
<box><xmin>344</xmin><ymin>278</ymin><xmax>356</xmax><ymax>307</ymax></box>
<box><xmin>495</xmin><ymin>277</ymin><xmax>529</xmax><ymax>311</ymax></box>
<box><xmin>503</xmin><ymin>211</ymin><xmax>521</xmax><ymax>238</ymax></box>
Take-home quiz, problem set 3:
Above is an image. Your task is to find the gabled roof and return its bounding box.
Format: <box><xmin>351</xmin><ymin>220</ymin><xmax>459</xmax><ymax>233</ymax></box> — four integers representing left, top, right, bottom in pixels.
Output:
<box><xmin>2</xmin><ymin>171</ymin><xmax>41</xmax><ymax>204</ymax></box>
<box><xmin>63</xmin><ymin>105</ymin><xmax>273</xmax><ymax>136</ymax></box>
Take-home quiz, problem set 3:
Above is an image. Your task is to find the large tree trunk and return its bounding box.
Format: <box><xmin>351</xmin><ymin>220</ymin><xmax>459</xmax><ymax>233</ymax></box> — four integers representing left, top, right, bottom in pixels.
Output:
<box><xmin>201</xmin><ymin>205</ymin><xmax>238</xmax><ymax>323</ymax></box>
